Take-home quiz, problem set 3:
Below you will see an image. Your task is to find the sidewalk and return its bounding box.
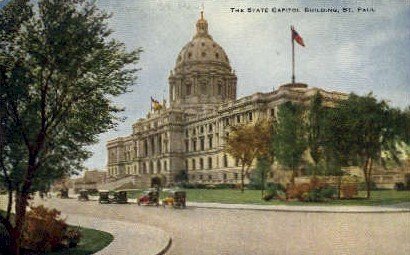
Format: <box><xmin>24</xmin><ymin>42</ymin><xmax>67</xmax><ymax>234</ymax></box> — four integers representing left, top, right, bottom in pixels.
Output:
<box><xmin>64</xmin><ymin>214</ymin><xmax>171</xmax><ymax>255</ymax></box>
<box><xmin>186</xmin><ymin>201</ymin><xmax>410</xmax><ymax>213</ymax></box>
<box><xmin>87</xmin><ymin>195</ymin><xmax>410</xmax><ymax>213</ymax></box>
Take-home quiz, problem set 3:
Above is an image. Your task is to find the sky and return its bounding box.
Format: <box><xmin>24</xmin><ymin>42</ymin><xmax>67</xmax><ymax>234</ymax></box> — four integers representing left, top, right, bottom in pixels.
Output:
<box><xmin>2</xmin><ymin>0</ymin><xmax>410</xmax><ymax>171</ymax></box>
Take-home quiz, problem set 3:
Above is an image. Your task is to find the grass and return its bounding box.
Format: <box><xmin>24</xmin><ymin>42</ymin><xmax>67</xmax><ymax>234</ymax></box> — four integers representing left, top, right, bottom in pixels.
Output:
<box><xmin>46</xmin><ymin>227</ymin><xmax>113</xmax><ymax>255</ymax></box>
<box><xmin>180</xmin><ymin>189</ymin><xmax>410</xmax><ymax>206</ymax></box>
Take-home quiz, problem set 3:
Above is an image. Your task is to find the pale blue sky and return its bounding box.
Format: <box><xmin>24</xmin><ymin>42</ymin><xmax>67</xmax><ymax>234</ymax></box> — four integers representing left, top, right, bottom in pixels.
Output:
<box><xmin>3</xmin><ymin>0</ymin><xmax>410</xmax><ymax>171</ymax></box>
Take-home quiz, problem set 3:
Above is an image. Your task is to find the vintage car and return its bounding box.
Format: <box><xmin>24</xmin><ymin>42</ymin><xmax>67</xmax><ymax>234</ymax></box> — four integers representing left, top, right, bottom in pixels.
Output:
<box><xmin>78</xmin><ymin>189</ymin><xmax>89</xmax><ymax>201</ymax></box>
<box><xmin>98</xmin><ymin>190</ymin><xmax>110</xmax><ymax>204</ymax></box>
<box><xmin>137</xmin><ymin>189</ymin><xmax>159</xmax><ymax>206</ymax></box>
<box><xmin>112</xmin><ymin>190</ymin><xmax>128</xmax><ymax>204</ymax></box>
<box><xmin>60</xmin><ymin>189</ymin><xmax>69</xmax><ymax>199</ymax></box>
<box><xmin>162</xmin><ymin>190</ymin><xmax>186</xmax><ymax>208</ymax></box>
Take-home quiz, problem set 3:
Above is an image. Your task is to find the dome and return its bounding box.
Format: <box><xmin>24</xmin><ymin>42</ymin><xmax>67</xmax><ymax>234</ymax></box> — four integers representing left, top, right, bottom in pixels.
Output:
<box><xmin>174</xmin><ymin>12</ymin><xmax>232</xmax><ymax>72</ymax></box>
<box><xmin>168</xmin><ymin>11</ymin><xmax>237</xmax><ymax>110</ymax></box>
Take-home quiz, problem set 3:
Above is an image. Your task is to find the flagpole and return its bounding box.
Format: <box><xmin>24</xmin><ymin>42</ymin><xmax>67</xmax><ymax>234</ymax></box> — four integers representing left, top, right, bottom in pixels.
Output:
<box><xmin>291</xmin><ymin>26</ymin><xmax>295</xmax><ymax>84</ymax></box>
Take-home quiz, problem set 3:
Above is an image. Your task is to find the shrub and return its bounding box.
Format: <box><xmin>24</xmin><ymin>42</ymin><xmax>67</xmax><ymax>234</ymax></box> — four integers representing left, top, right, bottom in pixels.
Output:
<box><xmin>286</xmin><ymin>183</ymin><xmax>311</xmax><ymax>201</ymax></box>
<box><xmin>22</xmin><ymin>205</ymin><xmax>68</xmax><ymax>252</ymax></box>
<box><xmin>64</xmin><ymin>226</ymin><xmax>82</xmax><ymax>248</ymax></box>
<box><xmin>286</xmin><ymin>178</ymin><xmax>337</xmax><ymax>202</ymax></box>
<box><xmin>394</xmin><ymin>182</ymin><xmax>405</xmax><ymax>191</ymax></box>
<box><xmin>214</xmin><ymin>183</ymin><xmax>237</xmax><ymax>189</ymax></box>
<box><xmin>358</xmin><ymin>181</ymin><xmax>377</xmax><ymax>191</ymax></box>
<box><xmin>340</xmin><ymin>184</ymin><xmax>358</xmax><ymax>199</ymax></box>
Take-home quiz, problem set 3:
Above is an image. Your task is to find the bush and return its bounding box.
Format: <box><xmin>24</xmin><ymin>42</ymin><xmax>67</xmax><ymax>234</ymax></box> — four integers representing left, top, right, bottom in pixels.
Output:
<box><xmin>64</xmin><ymin>226</ymin><xmax>82</xmax><ymax>248</ymax></box>
<box><xmin>306</xmin><ymin>187</ymin><xmax>337</xmax><ymax>202</ymax></box>
<box><xmin>178</xmin><ymin>183</ymin><xmax>207</xmax><ymax>189</ymax></box>
<box><xmin>262</xmin><ymin>183</ymin><xmax>285</xmax><ymax>201</ymax></box>
<box><xmin>340</xmin><ymin>184</ymin><xmax>358</xmax><ymax>199</ymax></box>
<box><xmin>394</xmin><ymin>182</ymin><xmax>405</xmax><ymax>191</ymax></box>
<box><xmin>22</xmin><ymin>205</ymin><xmax>68</xmax><ymax>252</ymax></box>
<box><xmin>214</xmin><ymin>183</ymin><xmax>237</xmax><ymax>189</ymax></box>
<box><xmin>286</xmin><ymin>178</ymin><xmax>336</xmax><ymax>202</ymax></box>
<box><xmin>358</xmin><ymin>181</ymin><xmax>377</xmax><ymax>191</ymax></box>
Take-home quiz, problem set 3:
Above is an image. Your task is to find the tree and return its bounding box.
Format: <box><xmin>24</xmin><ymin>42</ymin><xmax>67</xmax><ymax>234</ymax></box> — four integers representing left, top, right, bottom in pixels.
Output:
<box><xmin>307</xmin><ymin>92</ymin><xmax>325</xmax><ymax>175</ymax></box>
<box><xmin>249</xmin><ymin>157</ymin><xmax>271</xmax><ymax>198</ymax></box>
<box><xmin>224</xmin><ymin>120</ymin><xmax>273</xmax><ymax>193</ymax></box>
<box><xmin>0</xmin><ymin>1</ymin><xmax>141</xmax><ymax>254</ymax></box>
<box><xmin>273</xmin><ymin>101</ymin><xmax>307</xmax><ymax>184</ymax></box>
<box><xmin>327</xmin><ymin>93</ymin><xmax>409</xmax><ymax>199</ymax></box>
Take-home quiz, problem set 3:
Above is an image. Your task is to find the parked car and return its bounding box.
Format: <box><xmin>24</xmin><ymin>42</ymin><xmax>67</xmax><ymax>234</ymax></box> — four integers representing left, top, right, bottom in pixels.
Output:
<box><xmin>98</xmin><ymin>190</ymin><xmax>110</xmax><ymax>204</ymax></box>
<box><xmin>138</xmin><ymin>189</ymin><xmax>159</xmax><ymax>206</ymax></box>
<box><xmin>162</xmin><ymin>190</ymin><xmax>186</xmax><ymax>208</ymax></box>
<box><xmin>78</xmin><ymin>189</ymin><xmax>89</xmax><ymax>201</ymax></box>
<box><xmin>112</xmin><ymin>190</ymin><xmax>128</xmax><ymax>204</ymax></box>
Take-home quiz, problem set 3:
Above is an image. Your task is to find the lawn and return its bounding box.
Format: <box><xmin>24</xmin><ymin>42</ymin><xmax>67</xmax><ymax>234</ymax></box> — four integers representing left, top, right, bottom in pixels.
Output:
<box><xmin>181</xmin><ymin>189</ymin><xmax>410</xmax><ymax>206</ymax></box>
<box><xmin>46</xmin><ymin>227</ymin><xmax>113</xmax><ymax>255</ymax></box>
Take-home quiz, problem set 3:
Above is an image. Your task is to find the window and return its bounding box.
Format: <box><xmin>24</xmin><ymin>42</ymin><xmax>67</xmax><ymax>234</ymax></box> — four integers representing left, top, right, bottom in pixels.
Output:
<box><xmin>185</xmin><ymin>140</ymin><xmax>189</xmax><ymax>152</ymax></box>
<box><xmin>208</xmin><ymin>124</ymin><xmax>213</xmax><ymax>132</ymax></box>
<box><xmin>200</xmin><ymin>126</ymin><xmax>204</xmax><ymax>134</ymax></box>
<box><xmin>164</xmin><ymin>161</ymin><xmax>167</xmax><ymax>172</ymax></box>
<box><xmin>248</xmin><ymin>112</ymin><xmax>253</xmax><ymax>121</ymax></box>
<box><xmin>235</xmin><ymin>158</ymin><xmax>239</xmax><ymax>167</ymax></box>
<box><xmin>185</xmin><ymin>130</ymin><xmax>189</xmax><ymax>137</ymax></box>
<box><xmin>223</xmin><ymin>173</ymin><xmax>227</xmax><ymax>181</ymax></box>
<box><xmin>208</xmin><ymin>175</ymin><xmax>212</xmax><ymax>181</ymax></box>
<box><xmin>200</xmin><ymin>158</ymin><xmax>204</xmax><ymax>170</ymax></box>
<box><xmin>208</xmin><ymin>136</ymin><xmax>213</xmax><ymax>149</ymax></box>
<box><xmin>200</xmin><ymin>138</ymin><xmax>205</xmax><ymax>151</ymax></box>
<box><xmin>193</xmin><ymin>139</ymin><xmax>197</xmax><ymax>151</ymax></box>
<box><xmin>192</xmin><ymin>159</ymin><xmax>196</xmax><ymax>170</ymax></box>
<box><xmin>234</xmin><ymin>173</ymin><xmax>238</xmax><ymax>180</ymax></box>
<box><xmin>149</xmin><ymin>161</ymin><xmax>154</xmax><ymax>174</ymax></box>
<box><xmin>157</xmin><ymin>160</ymin><xmax>161</xmax><ymax>173</ymax></box>
<box><xmin>200</xmin><ymin>174</ymin><xmax>203</xmax><ymax>180</ymax></box>
<box><xmin>186</xmin><ymin>84</ymin><xmax>191</xmax><ymax>95</ymax></box>
<box><xmin>223</xmin><ymin>155</ymin><xmax>228</xmax><ymax>167</ymax></box>
<box><xmin>236</xmin><ymin>115</ymin><xmax>241</xmax><ymax>123</ymax></box>
<box><xmin>208</xmin><ymin>157</ymin><xmax>212</xmax><ymax>169</ymax></box>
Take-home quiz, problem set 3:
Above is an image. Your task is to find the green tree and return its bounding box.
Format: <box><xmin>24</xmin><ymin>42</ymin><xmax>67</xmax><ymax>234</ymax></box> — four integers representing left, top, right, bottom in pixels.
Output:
<box><xmin>327</xmin><ymin>93</ymin><xmax>409</xmax><ymax>199</ymax></box>
<box><xmin>249</xmin><ymin>157</ymin><xmax>271</xmax><ymax>198</ymax></box>
<box><xmin>225</xmin><ymin>120</ymin><xmax>273</xmax><ymax>193</ymax></box>
<box><xmin>307</xmin><ymin>92</ymin><xmax>325</xmax><ymax>175</ymax></box>
<box><xmin>0</xmin><ymin>1</ymin><xmax>141</xmax><ymax>254</ymax></box>
<box><xmin>273</xmin><ymin>101</ymin><xmax>307</xmax><ymax>184</ymax></box>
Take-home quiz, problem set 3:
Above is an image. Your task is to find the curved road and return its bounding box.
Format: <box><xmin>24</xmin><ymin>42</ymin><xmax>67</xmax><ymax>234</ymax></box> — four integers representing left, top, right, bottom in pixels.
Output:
<box><xmin>36</xmin><ymin>198</ymin><xmax>409</xmax><ymax>255</ymax></box>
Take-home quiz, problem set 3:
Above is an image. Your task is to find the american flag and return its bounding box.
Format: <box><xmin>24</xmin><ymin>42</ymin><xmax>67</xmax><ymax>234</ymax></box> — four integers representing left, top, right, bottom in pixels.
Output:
<box><xmin>291</xmin><ymin>26</ymin><xmax>305</xmax><ymax>47</ymax></box>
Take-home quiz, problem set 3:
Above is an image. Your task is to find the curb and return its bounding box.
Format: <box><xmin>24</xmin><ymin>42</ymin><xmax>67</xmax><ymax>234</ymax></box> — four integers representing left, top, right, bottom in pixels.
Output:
<box><xmin>188</xmin><ymin>204</ymin><xmax>410</xmax><ymax>213</ymax></box>
<box><xmin>85</xmin><ymin>195</ymin><xmax>410</xmax><ymax>213</ymax></box>
<box><xmin>156</xmin><ymin>238</ymin><xmax>172</xmax><ymax>255</ymax></box>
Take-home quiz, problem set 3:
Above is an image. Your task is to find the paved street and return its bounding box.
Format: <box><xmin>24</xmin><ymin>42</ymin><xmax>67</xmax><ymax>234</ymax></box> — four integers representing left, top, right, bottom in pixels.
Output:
<box><xmin>34</xmin><ymin>197</ymin><xmax>410</xmax><ymax>255</ymax></box>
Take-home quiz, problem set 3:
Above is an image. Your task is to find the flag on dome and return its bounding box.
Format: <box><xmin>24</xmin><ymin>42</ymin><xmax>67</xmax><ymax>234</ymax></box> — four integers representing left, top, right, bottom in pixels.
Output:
<box><xmin>291</xmin><ymin>26</ymin><xmax>305</xmax><ymax>47</ymax></box>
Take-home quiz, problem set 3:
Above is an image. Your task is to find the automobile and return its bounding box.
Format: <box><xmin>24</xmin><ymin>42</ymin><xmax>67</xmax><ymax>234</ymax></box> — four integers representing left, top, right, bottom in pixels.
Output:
<box><xmin>137</xmin><ymin>189</ymin><xmax>160</xmax><ymax>206</ymax></box>
<box><xmin>112</xmin><ymin>190</ymin><xmax>128</xmax><ymax>204</ymax></box>
<box><xmin>98</xmin><ymin>190</ymin><xmax>110</xmax><ymax>204</ymax></box>
<box><xmin>78</xmin><ymin>189</ymin><xmax>89</xmax><ymax>201</ymax></box>
<box><xmin>162</xmin><ymin>190</ymin><xmax>186</xmax><ymax>208</ymax></box>
<box><xmin>60</xmin><ymin>189</ymin><xmax>69</xmax><ymax>199</ymax></box>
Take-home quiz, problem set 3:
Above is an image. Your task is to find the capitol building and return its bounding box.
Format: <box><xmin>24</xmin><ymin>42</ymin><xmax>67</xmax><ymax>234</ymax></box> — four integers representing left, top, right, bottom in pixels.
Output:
<box><xmin>106</xmin><ymin>12</ymin><xmax>345</xmax><ymax>188</ymax></box>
